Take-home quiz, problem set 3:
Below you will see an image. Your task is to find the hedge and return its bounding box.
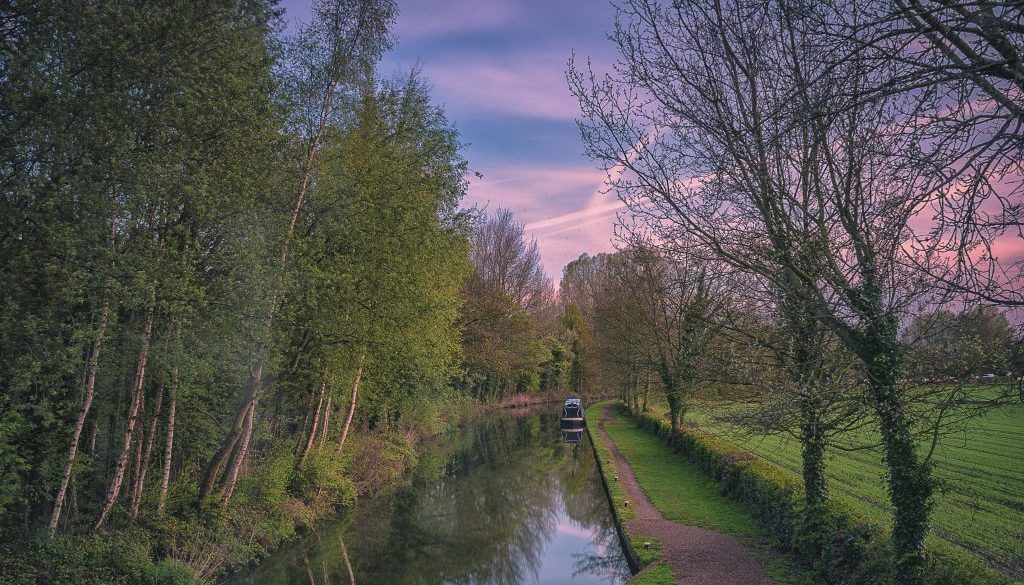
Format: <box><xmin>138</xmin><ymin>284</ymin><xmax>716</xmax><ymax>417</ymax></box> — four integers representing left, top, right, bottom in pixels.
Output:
<box><xmin>623</xmin><ymin>404</ymin><xmax>1015</xmax><ymax>585</ymax></box>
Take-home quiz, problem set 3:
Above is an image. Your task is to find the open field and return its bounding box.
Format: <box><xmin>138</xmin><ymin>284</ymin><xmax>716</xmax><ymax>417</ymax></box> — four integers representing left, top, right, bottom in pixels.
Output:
<box><xmin>640</xmin><ymin>391</ymin><xmax>1024</xmax><ymax>576</ymax></box>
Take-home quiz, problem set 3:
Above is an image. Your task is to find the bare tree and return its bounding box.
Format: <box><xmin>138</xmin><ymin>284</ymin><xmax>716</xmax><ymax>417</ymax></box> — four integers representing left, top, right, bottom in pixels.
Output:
<box><xmin>461</xmin><ymin>209</ymin><xmax>555</xmax><ymax>399</ymax></box>
<box><xmin>603</xmin><ymin>239</ymin><xmax>733</xmax><ymax>431</ymax></box>
<box><xmin>825</xmin><ymin>0</ymin><xmax>1023</xmax><ymax>307</ymax></box>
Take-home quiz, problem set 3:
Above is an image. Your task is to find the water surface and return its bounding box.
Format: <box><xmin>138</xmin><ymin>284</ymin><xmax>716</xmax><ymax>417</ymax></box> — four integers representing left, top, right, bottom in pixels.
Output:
<box><xmin>233</xmin><ymin>410</ymin><xmax>629</xmax><ymax>585</ymax></box>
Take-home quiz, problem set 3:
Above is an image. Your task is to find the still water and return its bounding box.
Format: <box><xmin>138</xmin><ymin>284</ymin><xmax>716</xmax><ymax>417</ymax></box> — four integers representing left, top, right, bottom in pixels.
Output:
<box><xmin>232</xmin><ymin>410</ymin><xmax>630</xmax><ymax>585</ymax></box>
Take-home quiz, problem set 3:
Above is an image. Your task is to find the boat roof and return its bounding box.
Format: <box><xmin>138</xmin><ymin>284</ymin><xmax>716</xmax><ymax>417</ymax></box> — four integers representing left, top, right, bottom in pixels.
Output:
<box><xmin>563</xmin><ymin>398</ymin><xmax>582</xmax><ymax>405</ymax></box>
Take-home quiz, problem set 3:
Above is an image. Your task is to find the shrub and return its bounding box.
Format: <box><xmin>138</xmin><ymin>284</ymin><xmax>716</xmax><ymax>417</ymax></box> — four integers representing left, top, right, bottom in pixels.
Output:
<box><xmin>292</xmin><ymin>448</ymin><xmax>357</xmax><ymax>511</ymax></box>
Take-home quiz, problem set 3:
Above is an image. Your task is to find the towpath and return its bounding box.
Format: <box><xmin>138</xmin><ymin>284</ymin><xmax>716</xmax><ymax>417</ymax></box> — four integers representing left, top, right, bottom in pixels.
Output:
<box><xmin>597</xmin><ymin>404</ymin><xmax>772</xmax><ymax>585</ymax></box>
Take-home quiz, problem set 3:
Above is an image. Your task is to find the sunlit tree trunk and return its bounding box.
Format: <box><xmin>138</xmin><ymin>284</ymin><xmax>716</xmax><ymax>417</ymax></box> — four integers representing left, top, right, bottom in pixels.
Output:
<box><xmin>221</xmin><ymin>398</ymin><xmax>256</xmax><ymax>508</ymax></box>
<box><xmin>337</xmin><ymin>353</ymin><xmax>366</xmax><ymax>453</ymax></box>
<box><xmin>299</xmin><ymin>375</ymin><xmax>327</xmax><ymax>469</ymax></box>
<box><xmin>131</xmin><ymin>379</ymin><xmax>164</xmax><ymax>517</ymax></box>
<box><xmin>157</xmin><ymin>366</ymin><xmax>178</xmax><ymax>515</ymax></box>
<box><xmin>319</xmin><ymin>392</ymin><xmax>332</xmax><ymax>448</ymax></box>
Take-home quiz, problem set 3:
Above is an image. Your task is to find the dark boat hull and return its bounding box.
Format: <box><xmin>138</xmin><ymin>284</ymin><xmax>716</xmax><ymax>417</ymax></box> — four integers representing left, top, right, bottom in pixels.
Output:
<box><xmin>559</xmin><ymin>417</ymin><xmax>585</xmax><ymax>431</ymax></box>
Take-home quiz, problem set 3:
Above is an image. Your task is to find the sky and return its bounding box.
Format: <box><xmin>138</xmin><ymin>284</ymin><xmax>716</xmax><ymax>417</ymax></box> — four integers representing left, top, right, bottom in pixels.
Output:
<box><xmin>280</xmin><ymin>0</ymin><xmax>624</xmax><ymax>281</ymax></box>
<box><xmin>278</xmin><ymin>0</ymin><xmax>1023</xmax><ymax>298</ymax></box>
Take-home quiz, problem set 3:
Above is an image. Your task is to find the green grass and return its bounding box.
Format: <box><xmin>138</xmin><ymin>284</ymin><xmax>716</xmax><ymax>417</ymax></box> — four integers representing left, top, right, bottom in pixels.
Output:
<box><xmin>643</xmin><ymin>391</ymin><xmax>1024</xmax><ymax>575</ymax></box>
<box><xmin>628</xmin><ymin>562</ymin><xmax>675</xmax><ymax>585</ymax></box>
<box><xmin>593</xmin><ymin>403</ymin><xmax>815</xmax><ymax>585</ymax></box>
<box><xmin>603</xmin><ymin>415</ymin><xmax>760</xmax><ymax>534</ymax></box>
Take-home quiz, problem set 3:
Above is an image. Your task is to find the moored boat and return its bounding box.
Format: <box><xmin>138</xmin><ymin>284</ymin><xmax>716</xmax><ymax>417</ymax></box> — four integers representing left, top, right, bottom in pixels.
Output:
<box><xmin>560</xmin><ymin>397</ymin><xmax>585</xmax><ymax>431</ymax></box>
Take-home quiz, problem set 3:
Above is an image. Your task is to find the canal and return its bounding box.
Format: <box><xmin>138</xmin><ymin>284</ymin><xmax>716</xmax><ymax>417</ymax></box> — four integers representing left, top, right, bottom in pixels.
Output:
<box><xmin>231</xmin><ymin>409</ymin><xmax>630</xmax><ymax>585</ymax></box>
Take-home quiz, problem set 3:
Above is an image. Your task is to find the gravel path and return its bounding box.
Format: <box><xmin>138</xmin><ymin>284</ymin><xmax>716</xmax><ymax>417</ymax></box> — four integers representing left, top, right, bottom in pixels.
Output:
<box><xmin>598</xmin><ymin>405</ymin><xmax>772</xmax><ymax>585</ymax></box>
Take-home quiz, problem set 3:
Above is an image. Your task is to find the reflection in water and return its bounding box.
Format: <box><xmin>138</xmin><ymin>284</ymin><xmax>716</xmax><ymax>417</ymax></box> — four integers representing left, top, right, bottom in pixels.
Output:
<box><xmin>232</xmin><ymin>412</ymin><xmax>629</xmax><ymax>585</ymax></box>
<box><xmin>562</xmin><ymin>429</ymin><xmax>584</xmax><ymax>444</ymax></box>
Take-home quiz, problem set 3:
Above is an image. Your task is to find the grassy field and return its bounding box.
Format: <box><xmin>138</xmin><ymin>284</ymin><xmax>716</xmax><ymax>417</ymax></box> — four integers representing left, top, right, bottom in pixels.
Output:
<box><xmin>642</xmin><ymin>392</ymin><xmax>1024</xmax><ymax>576</ymax></box>
<box><xmin>593</xmin><ymin>404</ymin><xmax>816</xmax><ymax>585</ymax></box>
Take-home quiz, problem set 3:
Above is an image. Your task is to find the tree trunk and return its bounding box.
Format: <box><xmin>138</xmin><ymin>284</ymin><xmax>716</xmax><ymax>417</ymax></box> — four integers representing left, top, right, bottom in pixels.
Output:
<box><xmin>663</xmin><ymin>376</ymin><xmax>686</xmax><ymax>433</ymax></box>
<box><xmin>201</xmin><ymin>63</ymin><xmax>346</xmax><ymax>507</ymax></box>
<box><xmin>94</xmin><ymin>307</ymin><xmax>155</xmax><ymax>530</ymax></box>
<box><xmin>199</xmin><ymin>363</ymin><xmax>261</xmax><ymax>501</ymax></box>
<box><xmin>131</xmin><ymin>379</ymin><xmax>164</xmax><ymax>517</ymax></box>
<box><xmin>865</xmin><ymin>331</ymin><xmax>932</xmax><ymax>585</ymax></box>
<box><xmin>339</xmin><ymin>536</ymin><xmax>355</xmax><ymax>585</ymax></box>
<box><xmin>337</xmin><ymin>353</ymin><xmax>366</xmax><ymax>453</ymax></box>
<box><xmin>157</xmin><ymin>366</ymin><xmax>177</xmax><ymax>515</ymax></box>
<box><xmin>642</xmin><ymin>372</ymin><xmax>650</xmax><ymax>412</ymax></box>
<box><xmin>798</xmin><ymin>390</ymin><xmax>828</xmax><ymax>523</ymax></box>
<box><xmin>299</xmin><ymin>375</ymin><xmax>327</xmax><ymax>469</ymax></box>
<box><xmin>319</xmin><ymin>392</ymin><xmax>331</xmax><ymax>448</ymax></box>
<box><xmin>221</xmin><ymin>398</ymin><xmax>257</xmax><ymax>508</ymax></box>
<box><xmin>49</xmin><ymin>300</ymin><xmax>110</xmax><ymax>536</ymax></box>
<box><xmin>128</xmin><ymin>393</ymin><xmax>145</xmax><ymax>514</ymax></box>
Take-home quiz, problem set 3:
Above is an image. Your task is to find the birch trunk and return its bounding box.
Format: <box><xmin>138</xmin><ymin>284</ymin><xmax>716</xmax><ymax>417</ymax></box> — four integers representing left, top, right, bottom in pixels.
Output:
<box><xmin>157</xmin><ymin>366</ymin><xmax>178</xmax><ymax>515</ymax></box>
<box><xmin>319</xmin><ymin>393</ymin><xmax>331</xmax><ymax>447</ymax></box>
<box><xmin>337</xmin><ymin>353</ymin><xmax>366</xmax><ymax>453</ymax></box>
<box><xmin>221</xmin><ymin>398</ymin><xmax>256</xmax><ymax>508</ymax></box>
<box><xmin>131</xmin><ymin>379</ymin><xmax>164</xmax><ymax>517</ymax></box>
<box><xmin>128</xmin><ymin>394</ymin><xmax>145</xmax><ymax>513</ymax></box>
<box><xmin>49</xmin><ymin>300</ymin><xmax>110</xmax><ymax>536</ymax></box>
<box><xmin>299</xmin><ymin>376</ymin><xmax>327</xmax><ymax>469</ymax></box>
<box><xmin>201</xmin><ymin>70</ymin><xmax>344</xmax><ymax>503</ymax></box>
<box><xmin>93</xmin><ymin>307</ymin><xmax>155</xmax><ymax>530</ymax></box>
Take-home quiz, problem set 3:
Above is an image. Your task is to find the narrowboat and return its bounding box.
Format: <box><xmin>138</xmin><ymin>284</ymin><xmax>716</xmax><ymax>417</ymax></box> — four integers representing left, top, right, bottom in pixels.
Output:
<box><xmin>560</xmin><ymin>397</ymin><xmax>585</xmax><ymax>431</ymax></box>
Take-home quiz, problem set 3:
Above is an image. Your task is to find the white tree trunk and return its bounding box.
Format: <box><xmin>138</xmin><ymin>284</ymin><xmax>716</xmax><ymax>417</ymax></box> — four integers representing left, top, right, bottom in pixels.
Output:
<box><xmin>93</xmin><ymin>308</ymin><xmax>155</xmax><ymax>530</ymax></box>
<box><xmin>157</xmin><ymin>366</ymin><xmax>178</xmax><ymax>515</ymax></box>
<box><xmin>49</xmin><ymin>301</ymin><xmax>110</xmax><ymax>536</ymax></box>
<box><xmin>337</xmin><ymin>352</ymin><xmax>366</xmax><ymax>453</ymax></box>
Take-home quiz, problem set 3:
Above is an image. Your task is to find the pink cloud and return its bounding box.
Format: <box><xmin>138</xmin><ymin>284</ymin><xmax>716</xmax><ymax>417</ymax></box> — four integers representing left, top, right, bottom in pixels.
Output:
<box><xmin>465</xmin><ymin>164</ymin><xmax>619</xmax><ymax>279</ymax></box>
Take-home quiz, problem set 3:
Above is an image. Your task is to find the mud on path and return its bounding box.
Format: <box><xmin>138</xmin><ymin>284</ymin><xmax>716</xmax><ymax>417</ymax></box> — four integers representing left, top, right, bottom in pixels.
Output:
<box><xmin>597</xmin><ymin>405</ymin><xmax>772</xmax><ymax>585</ymax></box>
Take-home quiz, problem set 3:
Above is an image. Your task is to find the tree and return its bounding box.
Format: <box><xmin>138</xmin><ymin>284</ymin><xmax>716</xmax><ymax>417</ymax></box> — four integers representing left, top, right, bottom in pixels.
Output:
<box><xmin>605</xmin><ymin>241</ymin><xmax>732</xmax><ymax>431</ymax></box>
<box><xmin>198</xmin><ymin>0</ymin><xmax>398</xmax><ymax>507</ymax></box>
<box><xmin>827</xmin><ymin>1</ymin><xmax>1023</xmax><ymax>307</ymax></box>
<box><xmin>567</xmin><ymin>1</ymin><xmax>1011</xmax><ymax>580</ymax></box>
<box><xmin>460</xmin><ymin>209</ymin><xmax>555</xmax><ymax>401</ymax></box>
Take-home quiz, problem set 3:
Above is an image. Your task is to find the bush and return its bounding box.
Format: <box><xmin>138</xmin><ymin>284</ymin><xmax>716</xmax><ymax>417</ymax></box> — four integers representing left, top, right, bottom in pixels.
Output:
<box><xmin>0</xmin><ymin>530</ymin><xmax>192</xmax><ymax>585</ymax></box>
<box><xmin>622</xmin><ymin>404</ymin><xmax>1014</xmax><ymax>585</ymax></box>
<box><xmin>292</xmin><ymin>448</ymin><xmax>357</xmax><ymax>511</ymax></box>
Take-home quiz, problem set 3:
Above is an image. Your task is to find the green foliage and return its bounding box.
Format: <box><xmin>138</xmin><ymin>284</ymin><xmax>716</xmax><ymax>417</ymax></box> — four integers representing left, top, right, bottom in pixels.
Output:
<box><xmin>235</xmin><ymin>448</ymin><xmax>296</xmax><ymax>512</ymax></box>
<box><xmin>0</xmin><ymin>531</ymin><xmax>182</xmax><ymax>585</ymax></box>
<box><xmin>293</xmin><ymin>449</ymin><xmax>357</xmax><ymax>510</ymax></box>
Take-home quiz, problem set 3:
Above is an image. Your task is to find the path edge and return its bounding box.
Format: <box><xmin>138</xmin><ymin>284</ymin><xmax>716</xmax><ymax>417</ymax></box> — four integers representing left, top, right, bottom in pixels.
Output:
<box><xmin>587</xmin><ymin>402</ymin><xmax>643</xmax><ymax>575</ymax></box>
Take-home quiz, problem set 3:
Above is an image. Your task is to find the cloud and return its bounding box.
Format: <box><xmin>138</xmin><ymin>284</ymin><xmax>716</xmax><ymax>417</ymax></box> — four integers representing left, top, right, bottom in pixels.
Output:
<box><xmin>423</xmin><ymin>53</ymin><xmax>581</xmax><ymax>120</ymax></box>
<box><xmin>467</xmin><ymin>164</ymin><xmax>605</xmax><ymax>221</ymax></box>
<box><xmin>463</xmin><ymin>163</ymin><xmax>619</xmax><ymax>278</ymax></box>
<box><xmin>526</xmin><ymin>199</ymin><xmax>625</xmax><ymax>232</ymax></box>
<box><xmin>394</xmin><ymin>0</ymin><xmax>522</xmax><ymax>41</ymax></box>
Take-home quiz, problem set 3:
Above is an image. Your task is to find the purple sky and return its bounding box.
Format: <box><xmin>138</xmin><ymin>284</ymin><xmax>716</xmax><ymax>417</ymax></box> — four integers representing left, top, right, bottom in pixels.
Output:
<box><xmin>280</xmin><ymin>0</ymin><xmax>623</xmax><ymax>280</ymax></box>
